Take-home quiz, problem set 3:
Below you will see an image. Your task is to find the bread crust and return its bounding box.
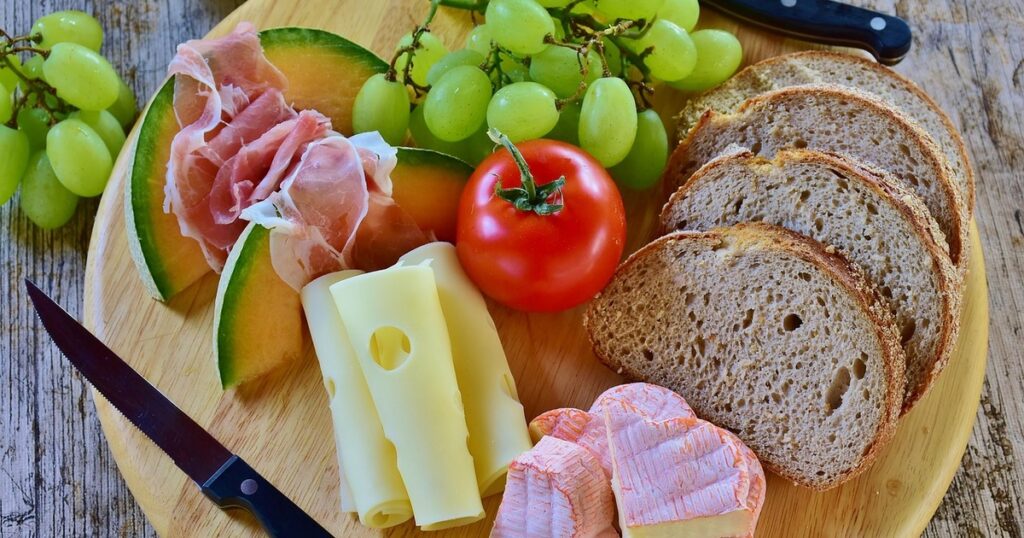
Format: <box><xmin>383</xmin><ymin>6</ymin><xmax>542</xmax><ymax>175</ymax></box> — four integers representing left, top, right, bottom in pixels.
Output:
<box><xmin>660</xmin><ymin>149</ymin><xmax>962</xmax><ymax>413</ymax></box>
<box><xmin>584</xmin><ymin>223</ymin><xmax>906</xmax><ymax>490</ymax></box>
<box><xmin>664</xmin><ymin>84</ymin><xmax>969</xmax><ymax>275</ymax></box>
<box><xmin>674</xmin><ymin>50</ymin><xmax>975</xmax><ymax>215</ymax></box>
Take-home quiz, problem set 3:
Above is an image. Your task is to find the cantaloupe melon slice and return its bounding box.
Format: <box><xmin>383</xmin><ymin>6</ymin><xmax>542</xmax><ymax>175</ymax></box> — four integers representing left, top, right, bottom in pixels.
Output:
<box><xmin>215</xmin><ymin>149</ymin><xmax>474</xmax><ymax>388</ymax></box>
<box><xmin>126</xmin><ymin>28</ymin><xmax>387</xmax><ymax>301</ymax></box>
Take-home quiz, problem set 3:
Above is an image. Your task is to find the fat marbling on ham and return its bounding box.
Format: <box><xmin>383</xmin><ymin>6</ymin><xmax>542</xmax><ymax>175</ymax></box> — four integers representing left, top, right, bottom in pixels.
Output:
<box><xmin>241</xmin><ymin>132</ymin><xmax>430</xmax><ymax>291</ymax></box>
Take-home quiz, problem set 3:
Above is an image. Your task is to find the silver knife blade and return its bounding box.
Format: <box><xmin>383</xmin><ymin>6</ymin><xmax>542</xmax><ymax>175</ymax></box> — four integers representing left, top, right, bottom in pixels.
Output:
<box><xmin>25</xmin><ymin>279</ymin><xmax>233</xmax><ymax>485</ymax></box>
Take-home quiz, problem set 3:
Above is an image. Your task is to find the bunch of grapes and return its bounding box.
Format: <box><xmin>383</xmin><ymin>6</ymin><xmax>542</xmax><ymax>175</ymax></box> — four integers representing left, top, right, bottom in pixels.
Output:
<box><xmin>353</xmin><ymin>0</ymin><xmax>742</xmax><ymax>189</ymax></box>
<box><xmin>1</xmin><ymin>11</ymin><xmax>136</xmax><ymax>229</ymax></box>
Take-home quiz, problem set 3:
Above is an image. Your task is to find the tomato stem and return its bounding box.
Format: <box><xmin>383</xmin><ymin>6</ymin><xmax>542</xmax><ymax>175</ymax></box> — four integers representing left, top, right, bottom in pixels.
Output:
<box><xmin>489</xmin><ymin>128</ymin><xmax>565</xmax><ymax>216</ymax></box>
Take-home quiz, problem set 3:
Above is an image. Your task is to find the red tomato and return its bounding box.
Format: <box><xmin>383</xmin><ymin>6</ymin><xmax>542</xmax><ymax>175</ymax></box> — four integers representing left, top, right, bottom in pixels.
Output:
<box><xmin>456</xmin><ymin>136</ymin><xmax>626</xmax><ymax>312</ymax></box>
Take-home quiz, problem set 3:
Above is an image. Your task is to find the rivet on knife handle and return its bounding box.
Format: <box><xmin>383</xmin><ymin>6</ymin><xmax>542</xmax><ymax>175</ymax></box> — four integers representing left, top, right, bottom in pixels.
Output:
<box><xmin>702</xmin><ymin>0</ymin><xmax>912</xmax><ymax>65</ymax></box>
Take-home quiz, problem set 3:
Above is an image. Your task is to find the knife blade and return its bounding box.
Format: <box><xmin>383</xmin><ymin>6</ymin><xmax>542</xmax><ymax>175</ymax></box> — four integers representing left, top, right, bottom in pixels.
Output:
<box><xmin>702</xmin><ymin>0</ymin><xmax>912</xmax><ymax>65</ymax></box>
<box><xmin>25</xmin><ymin>280</ymin><xmax>332</xmax><ymax>538</ymax></box>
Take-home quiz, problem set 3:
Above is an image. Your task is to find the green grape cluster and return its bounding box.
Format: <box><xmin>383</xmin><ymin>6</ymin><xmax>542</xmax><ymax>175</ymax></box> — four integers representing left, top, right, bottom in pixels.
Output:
<box><xmin>0</xmin><ymin>10</ymin><xmax>136</xmax><ymax>228</ymax></box>
<box><xmin>351</xmin><ymin>0</ymin><xmax>743</xmax><ymax>190</ymax></box>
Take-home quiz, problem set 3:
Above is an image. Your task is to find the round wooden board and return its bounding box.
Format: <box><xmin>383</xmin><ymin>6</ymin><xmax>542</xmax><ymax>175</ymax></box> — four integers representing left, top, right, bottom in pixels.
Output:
<box><xmin>83</xmin><ymin>1</ymin><xmax>990</xmax><ymax>536</ymax></box>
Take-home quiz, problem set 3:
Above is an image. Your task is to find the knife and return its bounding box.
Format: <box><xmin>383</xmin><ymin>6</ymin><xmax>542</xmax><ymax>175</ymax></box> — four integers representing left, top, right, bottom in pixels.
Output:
<box><xmin>25</xmin><ymin>280</ymin><xmax>332</xmax><ymax>538</ymax></box>
<box><xmin>701</xmin><ymin>0</ymin><xmax>912</xmax><ymax>65</ymax></box>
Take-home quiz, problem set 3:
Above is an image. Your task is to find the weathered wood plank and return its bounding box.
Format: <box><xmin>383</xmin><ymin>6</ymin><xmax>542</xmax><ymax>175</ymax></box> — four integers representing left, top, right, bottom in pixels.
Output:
<box><xmin>1</xmin><ymin>0</ymin><xmax>1022</xmax><ymax>536</ymax></box>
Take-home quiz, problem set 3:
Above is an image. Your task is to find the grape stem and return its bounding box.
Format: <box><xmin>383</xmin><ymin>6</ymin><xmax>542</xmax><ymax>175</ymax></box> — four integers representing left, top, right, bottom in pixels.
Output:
<box><xmin>489</xmin><ymin>128</ymin><xmax>565</xmax><ymax>216</ymax></box>
<box><xmin>385</xmin><ymin>0</ymin><xmax>443</xmax><ymax>96</ymax></box>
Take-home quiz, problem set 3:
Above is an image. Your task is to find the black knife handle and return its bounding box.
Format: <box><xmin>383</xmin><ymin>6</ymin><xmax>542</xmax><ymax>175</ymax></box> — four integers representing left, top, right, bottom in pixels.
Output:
<box><xmin>704</xmin><ymin>0</ymin><xmax>912</xmax><ymax>65</ymax></box>
<box><xmin>201</xmin><ymin>456</ymin><xmax>333</xmax><ymax>537</ymax></box>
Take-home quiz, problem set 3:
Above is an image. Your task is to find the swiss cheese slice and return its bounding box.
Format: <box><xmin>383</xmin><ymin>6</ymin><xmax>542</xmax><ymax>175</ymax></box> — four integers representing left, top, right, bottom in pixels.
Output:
<box><xmin>330</xmin><ymin>266</ymin><xmax>485</xmax><ymax>530</ymax></box>
<box><xmin>301</xmin><ymin>271</ymin><xmax>412</xmax><ymax>528</ymax></box>
<box><xmin>491</xmin><ymin>436</ymin><xmax>618</xmax><ymax>538</ymax></box>
<box><xmin>599</xmin><ymin>397</ymin><xmax>765</xmax><ymax>538</ymax></box>
<box><xmin>399</xmin><ymin>242</ymin><xmax>533</xmax><ymax>497</ymax></box>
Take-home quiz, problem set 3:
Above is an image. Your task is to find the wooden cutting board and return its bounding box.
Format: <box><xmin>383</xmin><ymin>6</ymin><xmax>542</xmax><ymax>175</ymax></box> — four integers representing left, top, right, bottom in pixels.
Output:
<box><xmin>82</xmin><ymin>1</ymin><xmax>990</xmax><ymax>536</ymax></box>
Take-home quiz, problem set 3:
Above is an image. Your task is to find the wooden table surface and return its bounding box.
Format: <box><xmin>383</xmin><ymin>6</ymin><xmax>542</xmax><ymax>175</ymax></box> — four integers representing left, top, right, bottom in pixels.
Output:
<box><xmin>1</xmin><ymin>0</ymin><xmax>1021</xmax><ymax>536</ymax></box>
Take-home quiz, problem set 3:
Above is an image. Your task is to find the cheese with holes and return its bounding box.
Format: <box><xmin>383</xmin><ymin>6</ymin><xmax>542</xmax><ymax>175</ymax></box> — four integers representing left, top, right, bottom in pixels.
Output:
<box><xmin>301</xmin><ymin>271</ymin><xmax>412</xmax><ymax>528</ymax></box>
<box><xmin>330</xmin><ymin>266</ymin><xmax>484</xmax><ymax>530</ymax></box>
<box><xmin>599</xmin><ymin>397</ymin><xmax>765</xmax><ymax>538</ymax></box>
<box><xmin>491</xmin><ymin>436</ymin><xmax>619</xmax><ymax>538</ymax></box>
<box><xmin>399</xmin><ymin>242</ymin><xmax>532</xmax><ymax>497</ymax></box>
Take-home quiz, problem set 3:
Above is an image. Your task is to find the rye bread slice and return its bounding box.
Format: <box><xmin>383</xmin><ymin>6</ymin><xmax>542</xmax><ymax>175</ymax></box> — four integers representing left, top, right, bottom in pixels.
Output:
<box><xmin>660</xmin><ymin>149</ymin><xmax>961</xmax><ymax>412</ymax></box>
<box><xmin>665</xmin><ymin>84</ymin><xmax>969</xmax><ymax>274</ymax></box>
<box><xmin>584</xmin><ymin>223</ymin><xmax>904</xmax><ymax>490</ymax></box>
<box><xmin>675</xmin><ymin>51</ymin><xmax>975</xmax><ymax>216</ymax></box>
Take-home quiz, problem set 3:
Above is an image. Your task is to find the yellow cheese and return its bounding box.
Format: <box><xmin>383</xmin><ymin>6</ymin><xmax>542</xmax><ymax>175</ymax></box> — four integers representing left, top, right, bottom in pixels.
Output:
<box><xmin>398</xmin><ymin>242</ymin><xmax>532</xmax><ymax>497</ymax></box>
<box><xmin>300</xmin><ymin>272</ymin><xmax>412</xmax><ymax>529</ymax></box>
<box><xmin>330</xmin><ymin>266</ymin><xmax>485</xmax><ymax>530</ymax></box>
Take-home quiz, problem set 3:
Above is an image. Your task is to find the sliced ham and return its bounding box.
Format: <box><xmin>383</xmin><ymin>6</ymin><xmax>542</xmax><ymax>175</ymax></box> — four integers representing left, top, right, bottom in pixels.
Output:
<box><xmin>491</xmin><ymin>436</ymin><xmax>618</xmax><ymax>538</ymax></box>
<box><xmin>599</xmin><ymin>397</ymin><xmax>765</xmax><ymax>538</ymax></box>
<box><xmin>165</xmin><ymin>23</ymin><xmax>292</xmax><ymax>270</ymax></box>
<box><xmin>242</xmin><ymin>132</ymin><xmax>429</xmax><ymax>290</ymax></box>
<box><xmin>209</xmin><ymin>110</ymin><xmax>330</xmax><ymax>224</ymax></box>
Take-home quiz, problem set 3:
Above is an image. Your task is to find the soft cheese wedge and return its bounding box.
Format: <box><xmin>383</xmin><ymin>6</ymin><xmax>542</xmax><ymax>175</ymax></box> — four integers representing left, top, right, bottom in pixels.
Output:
<box><xmin>599</xmin><ymin>397</ymin><xmax>766</xmax><ymax>538</ymax></box>
<box><xmin>330</xmin><ymin>266</ymin><xmax>484</xmax><ymax>530</ymax></box>
<box><xmin>301</xmin><ymin>271</ymin><xmax>412</xmax><ymax>528</ymax></box>
<box><xmin>491</xmin><ymin>436</ymin><xmax>619</xmax><ymax>538</ymax></box>
<box><xmin>398</xmin><ymin>243</ymin><xmax>532</xmax><ymax>497</ymax></box>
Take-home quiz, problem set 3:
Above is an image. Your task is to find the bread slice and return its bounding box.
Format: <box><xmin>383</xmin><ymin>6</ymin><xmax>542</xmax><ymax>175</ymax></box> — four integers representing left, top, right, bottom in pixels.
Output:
<box><xmin>675</xmin><ymin>51</ymin><xmax>975</xmax><ymax>216</ymax></box>
<box><xmin>584</xmin><ymin>223</ymin><xmax>904</xmax><ymax>490</ymax></box>
<box><xmin>666</xmin><ymin>84</ymin><xmax>969</xmax><ymax>273</ymax></box>
<box><xmin>660</xmin><ymin>149</ymin><xmax>960</xmax><ymax>412</ymax></box>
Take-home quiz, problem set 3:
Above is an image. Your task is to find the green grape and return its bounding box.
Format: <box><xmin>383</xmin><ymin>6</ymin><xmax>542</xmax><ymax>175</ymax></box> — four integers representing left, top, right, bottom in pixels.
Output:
<box><xmin>537</xmin><ymin>0</ymin><xmax>572</xmax><ymax>6</ymax></box>
<box><xmin>596</xmin><ymin>0</ymin><xmax>665</xmax><ymax>20</ymax></box>
<box><xmin>70</xmin><ymin>110</ymin><xmax>126</xmax><ymax>158</ymax></box>
<box><xmin>17</xmin><ymin>108</ymin><xmax>51</xmax><ymax>150</ymax></box>
<box><xmin>352</xmin><ymin>74</ymin><xmax>410</xmax><ymax>145</ymax></box>
<box><xmin>669</xmin><ymin>29</ymin><xmax>743</xmax><ymax>92</ymax></box>
<box><xmin>500</xmin><ymin>55</ymin><xmax>531</xmax><ymax>83</ymax></box>
<box><xmin>627</xmin><ymin>20</ymin><xmax>696</xmax><ymax>82</ymax></box>
<box><xmin>658</xmin><ymin>0</ymin><xmax>700</xmax><ymax>32</ymax></box>
<box><xmin>0</xmin><ymin>82</ymin><xmax>12</xmax><ymax>124</ymax></box>
<box><xmin>46</xmin><ymin>118</ymin><xmax>112</xmax><ymax>197</ymax></box>
<box><xmin>579</xmin><ymin>77</ymin><xmax>637</xmax><ymax>167</ymax></box>
<box><xmin>43</xmin><ymin>43</ymin><xmax>120</xmax><ymax>111</ymax></box>
<box><xmin>394</xmin><ymin>32</ymin><xmax>448</xmax><ymax>87</ymax></box>
<box><xmin>107</xmin><ymin>77</ymin><xmax>137</xmax><ymax>127</ymax></box>
<box><xmin>23</xmin><ymin>55</ymin><xmax>45</xmax><ymax>81</ymax></box>
<box><xmin>20</xmin><ymin>152</ymin><xmax>79</xmax><ymax>229</ymax></box>
<box><xmin>609</xmin><ymin>109</ymin><xmax>667</xmax><ymax>189</ymax></box>
<box><xmin>32</xmin><ymin>10</ymin><xmax>104</xmax><ymax>51</ymax></box>
<box><xmin>423</xmin><ymin>65</ymin><xmax>492</xmax><ymax>142</ymax></box>
<box><xmin>0</xmin><ymin>55</ymin><xmax>22</xmax><ymax>90</ymax></box>
<box><xmin>465</xmin><ymin>25</ymin><xmax>493</xmax><ymax>56</ymax></box>
<box><xmin>486</xmin><ymin>0</ymin><xmax>554</xmax><ymax>55</ymax></box>
<box><xmin>529</xmin><ymin>47</ymin><xmax>597</xmax><ymax>99</ymax></box>
<box><xmin>546</xmin><ymin>101</ymin><xmax>581</xmax><ymax>145</ymax></box>
<box><xmin>550</xmin><ymin>17</ymin><xmax>566</xmax><ymax>40</ymax></box>
<box><xmin>602</xmin><ymin>38</ymin><xmax>622</xmax><ymax>75</ymax></box>
<box><xmin>409</xmin><ymin>106</ymin><xmax>493</xmax><ymax>165</ymax></box>
<box><xmin>487</xmin><ymin>82</ymin><xmax>559</xmax><ymax>142</ymax></box>
<box><xmin>427</xmin><ymin>50</ymin><xmax>485</xmax><ymax>86</ymax></box>
<box><xmin>0</xmin><ymin>126</ymin><xmax>30</xmax><ymax>205</ymax></box>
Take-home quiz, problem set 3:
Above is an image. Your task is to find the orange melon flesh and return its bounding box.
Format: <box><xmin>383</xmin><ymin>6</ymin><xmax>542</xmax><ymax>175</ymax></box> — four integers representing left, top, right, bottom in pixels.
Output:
<box><xmin>214</xmin><ymin>223</ymin><xmax>305</xmax><ymax>389</ymax></box>
<box><xmin>215</xmin><ymin>148</ymin><xmax>471</xmax><ymax>387</ymax></box>
<box><xmin>261</xmin><ymin>27</ymin><xmax>387</xmax><ymax>136</ymax></box>
<box><xmin>391</xmin><ymin>148</ymin><xmax>473</xmax><ymax>243</ymax></box>
<box><xmin>126</xmin><ymin>27</ymin><xmax>387</xmax><ymax>302</ymax></box>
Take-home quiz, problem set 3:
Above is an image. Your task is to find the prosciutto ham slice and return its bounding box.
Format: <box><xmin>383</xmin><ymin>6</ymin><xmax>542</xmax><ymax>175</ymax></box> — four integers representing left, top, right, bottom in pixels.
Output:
<box><xmin>165</xmin><ymin>23</ymin><xmax>298</xmax><ymax>270</ymax></box>
<box><xmin>242</xmin><ymin>132</ymin><xmax>430</xmax><ymax>291</ymax></box>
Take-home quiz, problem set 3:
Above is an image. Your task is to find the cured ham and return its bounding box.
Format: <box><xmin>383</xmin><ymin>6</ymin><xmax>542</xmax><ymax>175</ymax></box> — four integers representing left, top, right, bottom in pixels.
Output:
<box><xmin>491</xmin><ymin>436</ymin><xmax>618</xmax><ymax>538</ymax></box>
<box><xmin>165</xmin><ymin>23</ymin><xmax>296</xmax><ymax>270</ymax></box>
<box><xmin>242</xmin><ymin>132</ymin><xmax>429</xmax><ymax>290</ymax></box>
<box><xmin>599</xmin><ymin>397</ymin><xmax>766</xmax><ymax>538</ymax></box>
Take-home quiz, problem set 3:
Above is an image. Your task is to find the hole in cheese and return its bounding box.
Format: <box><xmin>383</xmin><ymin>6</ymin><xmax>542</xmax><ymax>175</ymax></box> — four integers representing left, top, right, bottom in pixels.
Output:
<box><xmin>369</xmin><ymin>326</ymin><xmax>412</xmax><ymax>371</ymax></box>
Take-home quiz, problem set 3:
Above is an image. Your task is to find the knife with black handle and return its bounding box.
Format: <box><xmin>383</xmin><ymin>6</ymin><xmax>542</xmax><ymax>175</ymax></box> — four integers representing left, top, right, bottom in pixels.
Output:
<box><xmin>702</xmin><ymin>0</ymin><xmax>912</xmax><ymax>65</ymax></box>
<box><xmin>26</xmin><ymin>280</ymin><xmax>333</xmax><ymax>538</ymax></box>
